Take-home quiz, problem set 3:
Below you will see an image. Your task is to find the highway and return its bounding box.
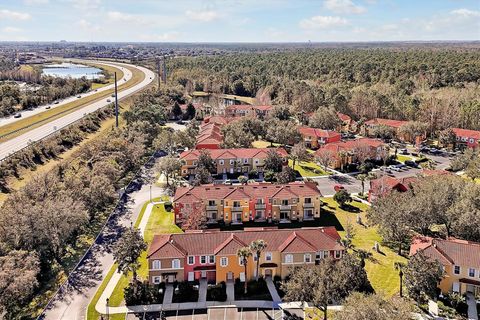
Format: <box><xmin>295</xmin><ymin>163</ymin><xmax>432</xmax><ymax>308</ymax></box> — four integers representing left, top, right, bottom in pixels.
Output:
<box><xmin>0</xmin><ymin>60</ymin><xmax>155</xmax><ymax>161</ymax></box>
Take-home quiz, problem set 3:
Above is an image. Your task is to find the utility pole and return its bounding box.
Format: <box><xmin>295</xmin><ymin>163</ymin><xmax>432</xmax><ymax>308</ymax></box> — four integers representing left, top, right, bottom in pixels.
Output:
<box><xmin>162</xmin><ymin>55</ymin><xmax>167</xmax><ymax>84</ymax></box>
<box><xmin>156</xmin><ymin>57</ymin><xmax>161</xmax><ymax>89</ymax></box>
<box><xmin>114</xmin><ymin>71</ymin><xmax>119</xmax><ymax>127</ymax></box>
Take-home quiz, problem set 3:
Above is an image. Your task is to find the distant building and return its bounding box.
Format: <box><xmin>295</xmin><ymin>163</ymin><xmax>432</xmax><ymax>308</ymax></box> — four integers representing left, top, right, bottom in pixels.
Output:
<box><xmin>225</xmin><ymin>105</ymin><xmax>273</xmax><ymax>118</ymax></box>
<box><xmin>363</xmin><ymin>118</ymin><xmax>426</xmax><ymax>143</ymax></box>
<box><xmin>298</xmin><ymin>127</ymin><xmax>341</xmax><ymax>149</ymax></box>
<box><xmin>451</xmin><ymin>128</ymin><xmax>480</xmax><ymax>149</ymax></box>
<box><xmin>179</xmin><ymin>148</ymin><xmax>288</xmax><ymax>177</ymax></box>
<box><xmin>336</xmin><ymin>112</ymin><xmax>352</xmax><ymax>132</ymax></box>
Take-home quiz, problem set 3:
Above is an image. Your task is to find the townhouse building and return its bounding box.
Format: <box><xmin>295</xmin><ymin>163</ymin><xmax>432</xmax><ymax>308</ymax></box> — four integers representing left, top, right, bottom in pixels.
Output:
<box><xmin>451</xmin><ymin>128</ymin><xmax>480</xmax><ymax>149</ymax></box>
<box><xmin>410</xmin><ymin>236</ymin><xmax>480</xmax><ymax>296</ymax></box>
<box><xmin>362</xmin><ymin>118</ymin><xmax>426</xmax><ymax>143</ymax></box>
<box><xmin>173</xmin><ymin>182</ymin><xmax>322</xmax><ymax>225</ymax></box>
<box><xmin>336</xmin><ymin>112</ymin><xmax>353</xmax><ymax>132</ymax></box>
<box><xmin>147</xmin><ymin>227</ymin><xmax>345</xmax><ymax>285</ymax></box>
<box><xmin>298</xmin><ymin>127</ymin><xmax>342</xmax><ymax>149</ymax></box>
<box><xmin>314</xmin><ymin>138</ymin><xmax>386</xmax><ymax>169</ymax></box>
<box><xmin>179</xmin><ymin>148</ymin><xmax>288</xmax><ymax>177</ymax></box>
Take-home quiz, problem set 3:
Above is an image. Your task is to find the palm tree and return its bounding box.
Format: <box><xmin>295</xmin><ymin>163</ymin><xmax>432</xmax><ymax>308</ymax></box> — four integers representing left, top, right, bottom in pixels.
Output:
<box><xmin>249</xmin><ymin>239</ymin><xmax>267</xmax><ymax>281</ymax></box>
<box><xmin>237</xmin><ymin>247</ymin><xmax>252</xmax><ymax>294</ymax></box>
<box><xmin>355</xmin><ymin>249</ymin><xmax>373</xmax><ymax>268</ymax></box>
<box><xmin>394</xmin><ymin>261</ymin><xmax>406</xmax><ymax>297</ymax></box>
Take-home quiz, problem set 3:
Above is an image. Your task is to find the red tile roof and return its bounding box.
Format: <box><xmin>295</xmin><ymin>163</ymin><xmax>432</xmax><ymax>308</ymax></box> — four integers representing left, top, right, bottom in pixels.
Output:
<box><xmin>180</xmin><ymin>148</ymin><xmax>288</xmax><ymax>161</ymax></box>
<box><xmin>452</xmin><ymin>128</ymin><xmax>480</xmax><ymax>140</ymax></box>
<box><xmin>299</xmin><ymin>127</ymin><xmax>341</xmax><ymax>139</ymax></box>
<box><xmin>365</xmin><ymin>118</ymin><xmax>408</xmax><ymax>128</ymax></box>
<box><xmin>173</xmin><ymin>182</ymin><xmax>322</xmax><ymax>205</ymax></box>
<box><xmin>148</xmin><ymin>227</ymin><xmax>344</xmax><ymax>257</ymax></box>
<box><xmin>410</xmin><ymin>236</ymin><xmax>480</xmax><ymax>267</ymax></box>
<box><xmin>314</xmin><ymin>138</ymin><xmax>385</xmax><ymax>157</ymax></box>
<box><xmin>337</xmin><ymin>112</ymin><xmax>352</xmax><ymax>122</ymax></box>
<box><xmin>253</xmin><ymin>105</ymin><xmax>274</xmax><ymax>112</ymax></box>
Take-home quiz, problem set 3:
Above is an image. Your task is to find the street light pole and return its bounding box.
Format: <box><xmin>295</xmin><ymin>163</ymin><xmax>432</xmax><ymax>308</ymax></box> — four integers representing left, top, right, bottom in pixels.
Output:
<box><xmin>106</xmin><ymin>297</ymin><xmax>109</xmax><ymax>320</ymax></box>
<box><xmin>114</xmin><ymin>72</ymin><xmax>118</xmax><ymax>128</ymax></box>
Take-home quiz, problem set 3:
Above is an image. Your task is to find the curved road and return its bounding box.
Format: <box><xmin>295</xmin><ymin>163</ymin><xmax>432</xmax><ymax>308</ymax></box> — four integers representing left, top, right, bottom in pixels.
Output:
<box><xmin>0</xmin><ymin>60</ymin><xmax>155</xmax><ymax>161</ymax></box>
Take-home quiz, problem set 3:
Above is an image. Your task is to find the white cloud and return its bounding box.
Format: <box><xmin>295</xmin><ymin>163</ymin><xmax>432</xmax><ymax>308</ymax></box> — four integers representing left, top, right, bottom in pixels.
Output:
<box><xmin>107</xmin><ymin>11</ymin><xmax>136</xmax><ymax>22</ymax></box>
<box><xmin>0</xmin><ymin>9</ymin><xmax>31</xmax><ymax>20</ymax></box>
<box><xmin>69</xmin><ymin>0</ymin><xmax>101</xmax><ymax>10</ymax></box>
<box><xmin>23</xmin><ymin>0</ymin><xmax>49</xmax><ymax>4</ymax></box>
<box><xmin>140</xmin><ymin>32</ymin><xmax>181</xmax><ymax>41</ymax></box>
<box><xmin>185</xmin><ymin>10</ymin><xmax>221</xmax><ymax>22</ymax></box>
<box><xmin>324</xmin><ymin>0</ymin><xmax>366</xmax><ymax>14</ymax></box>
<box><xmin>77</xmin><ymin>19</ymin><xmax>101</xmax><ymax>32</ymax></box>
<box><xmin>2</xmin><ymin>26</ymin><xmax>22</xmax><ymax>33</ymax></box>
<box><xmin>300</xmin><ymin>16</ymin><xmax>348</xmax><ymax>29</ymax></box>
<box><xmin>450</xmin><ymin>8</ymin><xmax>480</xmax><ymax>18</ymax></box>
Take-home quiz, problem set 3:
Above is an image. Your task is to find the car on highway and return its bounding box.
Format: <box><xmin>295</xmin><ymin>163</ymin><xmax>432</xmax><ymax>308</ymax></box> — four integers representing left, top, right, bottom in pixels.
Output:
<box><xmin>106</xmin><ymin>99</ymin><xmax>111</xmax><ymax>102</ymax></box>
<box><xmin>77</xmin><ymin>95</ymin><xmax>81</xmax><ymax>98</ymax></box>
<box><xmin>389</xmin><ymin>165</ymin><xmax>402</xmax><ymax>172</ymax></box>
<box><xmin>13</xmin><ymin>113</ymin><xmax>22</xmax><ymax>118</ymax></box>
<box><xmin>46</xmin><ymin>106</ymin><xmax>51</xmax><ymax>109</ymax></box>
<box><xmin>176</xmin><ymin>120</ymin><xmax>185</xmax><ymax>125</ymax></box>
<box><xmin>111</xmin><ymin>94</ymin><xmax>115</xmax><ymax>97</ymax></box>
<box><xmin>53</xmin><ymin>101</ymin><xmax>59</xmax><ymax>104</ymax></box>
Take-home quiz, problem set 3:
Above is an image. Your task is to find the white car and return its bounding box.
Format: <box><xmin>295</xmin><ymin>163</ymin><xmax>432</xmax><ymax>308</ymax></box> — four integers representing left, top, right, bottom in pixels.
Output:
<box><xmin>389</xmin><ymin>165</ymin><xmax>401</xmax><ymax>172</ymax></box>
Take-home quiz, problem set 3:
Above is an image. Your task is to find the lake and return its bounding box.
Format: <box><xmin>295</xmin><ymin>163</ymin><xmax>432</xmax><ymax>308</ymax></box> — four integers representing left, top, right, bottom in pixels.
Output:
<box><xmin>42</xmin><ymin>62</ymin><xmax>103</xmax><ymax>79</ymax></box>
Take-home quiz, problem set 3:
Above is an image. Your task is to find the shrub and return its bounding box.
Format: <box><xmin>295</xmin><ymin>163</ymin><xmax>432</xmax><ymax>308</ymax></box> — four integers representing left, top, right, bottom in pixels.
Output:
<box><xmin>207</xmin><ymin>282</ymin><xmax>227</xmax><ymax>301</ymax></box>
<box><xmin>124</xmin><ymin>281</ymin><xmax>165</xmax><ymax>306</ymax></box>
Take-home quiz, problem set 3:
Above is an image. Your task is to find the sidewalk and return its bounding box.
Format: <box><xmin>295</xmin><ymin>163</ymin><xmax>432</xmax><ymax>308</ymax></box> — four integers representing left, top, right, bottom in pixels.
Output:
<box><xmin>266</xmin><ymin>277</ymin><xmax>282</xmax><ymax>304</ymax></box>
<box><xmin>226</xmin><ymin>279</ymin><xmax>235</xmax><ymax>302</ymax></box>
<box><xmin>198</xmin><ymin>279</ymin><xmax>207</xmax><ymax>303</ymax></box>
<box><xmin>163</xmin><ymin>284</ymin><xmax>173</xmax><ymax>305</ymax></box>
<box><xmin>96</xmin><ymin>200</ymin><xmax>164</xmax><ymax>315</ymax></box>
<box><xmin>466</xmin><ymin>293</ymin><xmax>478</xmax><ymax>320</ymax></box>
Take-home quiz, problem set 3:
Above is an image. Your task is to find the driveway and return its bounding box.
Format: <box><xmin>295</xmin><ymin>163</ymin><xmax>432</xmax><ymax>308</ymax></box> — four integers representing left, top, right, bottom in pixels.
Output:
<box><xmin>226</xmin><ymin>280</ymin><xmax>235</xmax><ymax>302</ymax></box>
<box><xmin>265</xmin><ymin>277</ymin><xmax>282</xmax><ymax>304</ymax></box>
<box><xmin>198</xmin><ymin>279</ymin><xmax>208</xmax><ymax>303</ymax></box>
<box><xmin>163</xmin><ymin>284</ymin><xmax>174</xmax><ymax>305</ymax></box>
<box><xmin>466</xmin><ymin>293</ymin><xmax>479</xmax><ymax>320</ymax></box>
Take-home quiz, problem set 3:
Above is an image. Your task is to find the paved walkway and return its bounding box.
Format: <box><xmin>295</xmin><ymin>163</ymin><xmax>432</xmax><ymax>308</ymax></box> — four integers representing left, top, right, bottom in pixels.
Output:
<box><xmin>265</xmin><ymin>277</ymin><xmax>282</xmax><ymax>304</ymax></box>
<box><xmin>198</xmin><ymin>279</ymin><xmax>208</xmax><ymax>303</ymax></box>
<box><xmin>163</xmin><ymin>284</ymin><xmax>174</xmax><ymax>305</ymax></box>
<box><xmin>226</xmin><ymin>280</ymin><xmax>235</xmax><ymax>302</ymax></box>
<box><xmin>96</xmin><ymin>200</ymin><xmax>164</xmax><ymax>314</ymax></box>
<box><xmin>466</xmin><ymin>293</ymin><xmax>479</xmax><ymax>320</ymax></box>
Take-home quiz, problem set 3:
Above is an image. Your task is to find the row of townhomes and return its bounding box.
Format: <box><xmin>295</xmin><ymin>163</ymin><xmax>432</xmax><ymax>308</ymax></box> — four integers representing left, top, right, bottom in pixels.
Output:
<box><xmin>179</xmin><ymin>147</ymin><xmax>288</xmax><ymax>177</ymax></box>
<box><xmin>410</xmin><ymin>236</ymin><xmax>480</xmax><ymax>296</ymax></box>
<box><xmin>147</xmin><ymin>227</ymin><xmax>344</xmax><ymax>284</ymax></box>
<box><xmin>173</xmin><ymin>182</ymin><xmax>322</xmax><ymax>224</ymax></box>
<box><xmin>225</xmin><ymin>104</ymin><xmax>274</xmax><ymax>118</ymax></box>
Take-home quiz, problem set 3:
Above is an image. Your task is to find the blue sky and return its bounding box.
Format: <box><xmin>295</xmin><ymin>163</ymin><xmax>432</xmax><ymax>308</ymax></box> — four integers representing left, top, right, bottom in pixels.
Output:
<box><xmin>0</xmin><ymin>0</ymin><xmax>479</xmax><ymax>42</ymax></box>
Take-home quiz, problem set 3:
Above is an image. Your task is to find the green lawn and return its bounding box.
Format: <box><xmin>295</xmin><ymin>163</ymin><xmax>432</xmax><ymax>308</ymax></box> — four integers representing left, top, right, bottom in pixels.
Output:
<box><xmin>252</xmin><ymin>140</ymin><xmax>281</xmax><ymax>148</ymax></box>
<box><xmin>290</xmin><ymin>160</ymin><xmax>329</xmax><ymax>177</ymax></box>
<box><xmin>395</xmin><ymin>154</ymin><xmax>413</xmax><ymax>163</ymax></box>
<box><xmin>321</xmin><ymin>198</ymin><xmax>407</xmax><ymax>297</ymax></box>
<box><xmin>87</xmin><ymin>197</ymin><xmax>181</xmax><ymax>319</ymax></box>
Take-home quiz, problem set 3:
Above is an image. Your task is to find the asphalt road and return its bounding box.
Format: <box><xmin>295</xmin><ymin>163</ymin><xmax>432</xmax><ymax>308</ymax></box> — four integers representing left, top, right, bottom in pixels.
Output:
<box><xmin>0</xmin><ymin>60</ymin><xmax>131</xmax><ymax>127</ymax></box>
<box><xmin>41</xmin><ymin>168</ymin><xmax>165</xmax><ymax>320</ymax></box>
<box><xmin>0</xmin><ymin>61</ymin><xmax>155</xmax><ymax>161</ymax></box>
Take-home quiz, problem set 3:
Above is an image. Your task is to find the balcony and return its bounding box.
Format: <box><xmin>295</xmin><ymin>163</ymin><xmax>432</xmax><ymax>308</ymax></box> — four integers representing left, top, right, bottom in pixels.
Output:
<box><xmin>279</xmin><ymin>204</ymin><xmax>291</xmax><ymax>210</ymax></box>
<box><xmin>231</xmin><ymin>206</ymin><xmax>244</xmax><ymax>212</ymax></box>
<box><xmin>206</xmin><ymin>205</ymin><xmax>218</xmax><ymax>211</ymax></box>
<box><xmin>255</xmin><ymin>203</ymin><xmax>266</xmax><ymax>209</ymax></box>
<box><xmin>303</xmin><ymin>202</ymin><xmax>314</xmax><ymax>208</ymax></box>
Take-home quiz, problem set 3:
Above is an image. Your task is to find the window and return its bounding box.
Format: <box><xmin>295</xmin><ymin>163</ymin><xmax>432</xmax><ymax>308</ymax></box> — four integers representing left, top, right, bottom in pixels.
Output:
<box><xmin>454</xmin><ymin>265</ymin><xmax>461</xmax><ymax>275</ymax></box>
<box><xmin>304</xmin><ymin>254</ymin><xmax>312</xmax><ymax>263</ymax></box>
<box><xmin>285</xmin><ymin>254</ymin><xmax>293</xmax><ymax>263</ymax></box>
<box><xmin>220</xmin><ymin>257</ymin><xmax>228</xmax><ymax>267</ymax></box>
<box><xmin>239</xmin><ymin>257</ymin><xmax>245</xmax><ymax>266</ymax></box>
<box><xmin>305</xmin><ymin>197</ymin><xmax>312</xmax><ymax>204</ymax></box>
<box><xmin>243</xmin><ymin>158</ymin><xmax>248</xmax><ymax>164</ymax></box>
<box><xmin>265</xmin><ymin>252</ymin><xmax>272</xmax><ymax>261</ymax></box>
<box><xmin>208</xmin><ymin>200</ymin><xmax>215</xmax><ymax>206</ymax></box>
<box><xmin>282</xmin><ymin>199</ymin><xmax>289</xmax><ymax>205</ymax></box>
<box><xmin>256</xmin><ymin>198</ymin><xmax>264</xmax><ymax>204</ymax></box>
<box><xmin>233</xmin><ymin>201</ymin><xmax>241</xmax><ymax>208</ymax></box>
<box><xmin>469</xmin><ymin>268</ymin><xmax>475</xmax><ymax>277</ymax></box>
<box><xmin>219</xmin><ymin>159</ymin><xmax>224</xmax><ymax>165</ymax></box>
<box><xmin>230</xmin><ymin>160</ymin><xmax>234</xmax><ymax>165</ymax></box>
<box><xmin>200</xmin><ymin>256</ymin><xmax>206</xmax><ymax>264</ymax></box>
<box><xmin>193</xmin><ymin>161</ymin><xmax>197</xmax><ymax>165</ymax></box>
<box><xmin>335</xmin><ymin>250</ymin><xmax>342</xmax><ymax>259</ymax></box>
<box><xmin>187</xmin><ymin>256</ymin><xmax>194</xmax><ymax>265</ymax></box>
<box><xmin>255</xmin><ymin>159</ymin><xmax>259</xmax><ymax>164</ymax></box>
<box><xmin>153</xmin><ymin>276</ymin><xmax>161</xmax><ymax>284</ymax></box>
<box><xmin>209</xmin><ymin>256</ymin><xmax>215</xmax><ymax>264</ymax></box>
<box><xmin>172</xmin><ymin>259</ymin><xmax>180</xmax><ymax>269</ymax></box>
<box><xmin>469</xmin><ymin>138</ymin><xmax>474</xmax><ymax>143</ymax></box>
<box><xmin>152</xmin><ymin>260</ymin><xmax>161</xmax><ymax>270</ymax></box>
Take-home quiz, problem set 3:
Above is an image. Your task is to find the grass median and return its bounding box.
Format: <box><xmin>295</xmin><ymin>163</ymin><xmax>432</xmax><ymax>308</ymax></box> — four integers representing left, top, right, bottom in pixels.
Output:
<box><xmin>0</xmin><ymin>63</ymin><xmax>145</xmax><ymax>142</ymax></box>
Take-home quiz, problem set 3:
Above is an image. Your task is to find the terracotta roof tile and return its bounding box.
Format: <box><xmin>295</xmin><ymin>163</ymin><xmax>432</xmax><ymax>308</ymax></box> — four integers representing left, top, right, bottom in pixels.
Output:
<box><xmin>452</xmin><ymin>128</ymin><xmax>480</xmax><ymax>140</ymax></box>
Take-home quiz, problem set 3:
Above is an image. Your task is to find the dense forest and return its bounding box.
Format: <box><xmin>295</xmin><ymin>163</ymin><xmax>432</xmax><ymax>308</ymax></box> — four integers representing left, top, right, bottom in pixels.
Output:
<box><xmin>169</xmin><ymin>48</ymin><xmax>480</xmax><ymax>132</ymax></box>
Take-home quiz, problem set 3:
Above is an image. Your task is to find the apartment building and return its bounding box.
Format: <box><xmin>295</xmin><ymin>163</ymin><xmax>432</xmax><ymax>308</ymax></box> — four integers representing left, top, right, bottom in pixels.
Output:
<box><xmin>298</xmin><ymin>127</ymin><xmax>341</xmax><ymax>149</ymax></box>
<box><xmin>173</xmin><ymin>182</ymin><xmax>322</xmax><ymax>225</ymax></box>
<box><xmin>314</xmin><ymin>138</ymin><xmax>386</xmax><ymax>169</ymax></box>
<box><xmin>225</xmin><ymin>105</ymin><xmax>273</xmax><ymax>118</ymax></box>
<box><xmin>179</xmin><ymin>148</ymin><xmax>288</xmax><ymax>177</ymax></box>
<box><xmin>362</xmin><ymin>118</ymin><xmax>426</xmax><ymax>143</ymax></box>
<box><xmin>147</xmin><ymin>227</ymin><xmax>345</xmax><ymax>284</ymax></box>
<box><xmin>410</xmin><ymin>236</ymin><xmax>480</xmax><ymax>296</ymax></box>
<box><xmin>337</xmin><ymin>112</ymin><xmax>353</xmax><ymax>132</ymax></box>
<box><xmin>452</xmin><ymin>128</ymin><xmax>480</xmax><ymax>149</ymax></box>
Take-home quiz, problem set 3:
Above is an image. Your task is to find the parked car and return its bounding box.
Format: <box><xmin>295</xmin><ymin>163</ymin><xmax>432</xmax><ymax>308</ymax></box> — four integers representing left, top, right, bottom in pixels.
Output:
<box><xmin>13</xmin><ymin>113</ymin><xmax>22</xmax><ymax>118</ymax></box>
<box><xmin>176</xmin><ymin>120</ymin><xmax>185</xmax><ymax>125</ymax></box>
<box><xmin>405</xmin><ymin>160</ymin><xmax>419</xmax><ymax>168</ymax></box>
<box><xmin>400</xmin><ymin>148</ymin><xmax>408</xmax><ymax>155</ymax></box>
<box><xmin>46</xmin><ymin>106</ymin><xmax>51</xmax><ymax>109</ymax></box>
<box><xmin>223</xmin><ymin>179</ymin><xmax>233</xmax><ymax>185</ymax></box>
<box><xmin>106</xmin><ymin>99</ymin><xmax>111</xmax><ymax>102</ymax></box>
<box><xmin>389</xmin><ymin>165</ymin><xmax>401</xmax><ymax>172</ymax></box>
<box><xmin>111</xmin><ymin>94</ymin><xmax>115</xmax><ymax>97</ymax></box>
<box><xmin>334</xmin><ymin>185</ymin><xmax>345</xmax><ymax>192</ymax></box>
<box><xmin>77</xmin><ymin>95</ymin><xmax>81</xmax><ymax>98</ymax></box>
